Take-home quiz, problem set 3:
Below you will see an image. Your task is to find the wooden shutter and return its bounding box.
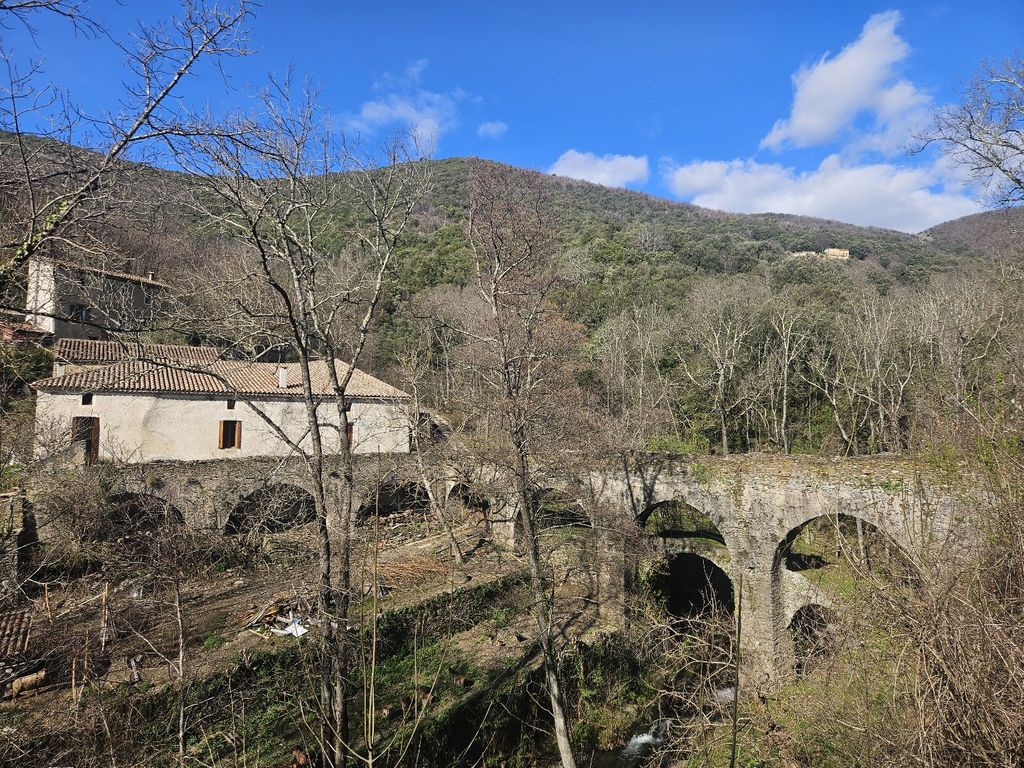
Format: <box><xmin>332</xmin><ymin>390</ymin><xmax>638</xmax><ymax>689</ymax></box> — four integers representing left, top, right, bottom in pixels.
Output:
<box><xmin>219</xmin><ymin>420</ymin><xmax>241</xmax><ymax>449</ymax></box>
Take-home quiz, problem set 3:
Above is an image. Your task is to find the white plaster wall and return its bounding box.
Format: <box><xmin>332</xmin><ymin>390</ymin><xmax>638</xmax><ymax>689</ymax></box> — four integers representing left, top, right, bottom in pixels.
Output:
<box><xmin>25</xmin><ymin>259</ymin><xmax>56</xmax><ymax>334</ymax></box>
<box><xmin>35</xmin><ymin>391</ymin><xmax>411</xmax><ymax>463</ymax></box>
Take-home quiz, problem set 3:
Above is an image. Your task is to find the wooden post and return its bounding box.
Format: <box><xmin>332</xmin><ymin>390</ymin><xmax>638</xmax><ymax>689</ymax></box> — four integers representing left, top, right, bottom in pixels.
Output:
<box><xmin>100</xmin><ymin>580</ymin><xmax>110</xmax><ymax>651</ymax></box>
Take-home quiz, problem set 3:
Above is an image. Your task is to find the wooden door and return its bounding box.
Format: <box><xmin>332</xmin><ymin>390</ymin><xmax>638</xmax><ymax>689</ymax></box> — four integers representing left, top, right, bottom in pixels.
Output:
<box><xmin>71</xmin><ymin>416</ymin><xmax>100</xmax><ymax>464</ymax></box>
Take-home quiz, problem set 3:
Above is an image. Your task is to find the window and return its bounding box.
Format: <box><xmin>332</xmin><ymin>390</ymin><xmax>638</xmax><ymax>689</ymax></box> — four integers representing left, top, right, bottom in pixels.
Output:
<box><xmin>68</xmin><ymin>303</ymin><xmax>92</xmax><ymax>323</ymax></box>
<box><xmin>71</xmin><ymin>416</ymin><xmax>99</xmax><ymax>464</ymax></box>
<box><xmin>346</xmin><ymin>422</ymin><xmax>354</xmax><ymax>448</ymax></box>
<box><xmin>219</xmin><ymin>420</ymin><xmax>241</xmax><ymax>449</ymax></box>
<box><xmin>226</xmin><ymin>398</ymin><xmax>236</xmax><ymax>410</ymax></box>
<box><xmin>81</xmin><ymin>393</ymin><xmax>93</xmax><ymax>406</ymax></box>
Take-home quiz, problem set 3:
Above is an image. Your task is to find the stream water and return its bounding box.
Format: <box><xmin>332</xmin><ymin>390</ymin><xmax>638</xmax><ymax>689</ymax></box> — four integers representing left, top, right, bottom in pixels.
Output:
<box><xmin>591</xmin><ymin>685</ymin><xmax>735</xmax><ymax>767</ymax></box>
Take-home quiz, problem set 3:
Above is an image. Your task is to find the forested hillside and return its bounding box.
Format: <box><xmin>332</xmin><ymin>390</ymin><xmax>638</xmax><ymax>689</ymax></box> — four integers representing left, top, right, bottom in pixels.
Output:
<box><xmin>0</xmin><ymin>133</ymin><xmax>971</xmax><ymax>319</ymax></box>
<box><xmin>374</xmin><ymin>158</ymin><xmax>965</xmax><ymax>329</ymax></box>
<box><xmin>923</xmin><ymin>205</ymin><xmax>1024</xmax><ymax>258</ymax></box>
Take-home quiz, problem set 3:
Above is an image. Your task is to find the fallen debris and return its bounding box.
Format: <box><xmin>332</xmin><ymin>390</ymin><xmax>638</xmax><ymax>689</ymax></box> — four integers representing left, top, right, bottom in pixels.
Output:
<box><xmin>0</xmin><ymin>609</ymin><xmax>32</xmax><ymax>658</ymax></box>
<box><xmin>270</xmin><ymin>612</ymin><xmax>308</xmax><ymax>638</ymax></box>
<box><xmin>363</xmin><ymin>581</ymin><xmax>394</xmax><ymax>599</ymax></box>
<box><xmin>241</xmin><ymin>593</ymin><xmax>313</xmax><ymax>639</ymax></box>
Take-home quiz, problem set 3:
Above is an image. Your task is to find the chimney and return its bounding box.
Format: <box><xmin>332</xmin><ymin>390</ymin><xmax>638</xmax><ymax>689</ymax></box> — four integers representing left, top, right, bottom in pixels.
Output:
<box><xmin>277</xmin><ymin>365</ymin><xmax>288</xmax><ymax>389</ymax></box>
<box><xmin>146</xmin><ymin>271</ymin><xmax>155</xmax><ymax>281</ymax></box>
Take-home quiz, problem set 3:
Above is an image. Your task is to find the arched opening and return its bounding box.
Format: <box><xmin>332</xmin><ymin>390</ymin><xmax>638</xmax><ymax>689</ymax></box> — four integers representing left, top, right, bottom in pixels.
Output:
<box><xmin>531</xmin><ymin>488</ymin><xmax>591</xmax><ymax>529</ymax></box>
<box><xmin>773</xmin><ymin>514</ymin><xmax>913</xmax><ymax>679</ymax></box>
<box><xmin>789</xmin><ymin>604</ymin><xmax>837</xmax><ymax>677</ymax></box>
<box><xmin>639</xmin><ymin>500</ymin><xmax>725</xmax><ymax>545</ymax></box>
<box><xmin>107</xmin><ymin>492</ymin><xmax>183</xmax><ymax>536</ymax></box>
<box><xmin>447</xmin><ymin>483</ymin><xmax>490</xmax><ymax>526</ymax></box>
<box><xmin>652</xmin><ymin>553</ymin><xmax>734</xmax><ymax>617</ymax></box>
<box><xmin>225</xmin><ymin>484</ymin><xmax>315</xmax><ymax>535</ymax></box>
<box><xmin>777</xmin><ymin>513</ymin><xmax>898</xmax><ymax>575</ymax></box>
<box><xmin>357</xmin><ymin>481</ymin><xmax>430</xmax><ymax>521</ymax></box>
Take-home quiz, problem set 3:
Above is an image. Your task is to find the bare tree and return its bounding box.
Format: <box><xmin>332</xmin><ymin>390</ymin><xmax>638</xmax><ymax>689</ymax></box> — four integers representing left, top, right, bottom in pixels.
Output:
<box><xmin>0</xmin><ymin>0</ymin><xmax>253</xmax><ymax>294</ymax></box>
<box><xmin>673</xmin><ymin>278</ymin><xmax>764</xmax><ymax>455</ymax></box>
<box><xmin>919</xmin><ymin>54</ymin><xmax>1024</xmax><ymax>207</ymax></box>
<box><xmin>168</xmin><ymin>79</ymin><xmax>429</xmax><ymax>767</ymax></box>
<box><xmin>457</xmin><ymin>160</ymin><xmax>589</xmax><ymax>768</ymax></box>
<box><xmin>393</xmin><ymin>313</ymin><xmax>469</xmax><ymax>566</ymax></box>
<box><xmin>592</xmin><ymin>303</ymin><xmax>675</xmax><ymax>450</ymax></box>
<box><xmin>0</xmin><ymin>0</ymin><xmax>100</xmax><ymax>34</ymax></box>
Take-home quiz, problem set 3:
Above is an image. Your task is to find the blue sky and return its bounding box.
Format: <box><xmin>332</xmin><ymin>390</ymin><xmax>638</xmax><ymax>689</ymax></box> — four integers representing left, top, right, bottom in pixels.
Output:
<box><xmin>4</xmin><ymin>1</ymin><xmax>1022</xmax><ymax>231</ymax></box>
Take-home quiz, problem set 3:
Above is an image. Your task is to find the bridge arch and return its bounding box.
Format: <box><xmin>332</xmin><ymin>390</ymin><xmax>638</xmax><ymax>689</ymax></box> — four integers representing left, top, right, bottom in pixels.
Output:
<box><xmin>775</xmin><ymin>512</ymin><xmax>884</xmax><ymax>574</ymax></box>
<box><xmin>531</xmin><ymin>487</ymin><xmax>591</xmax><ymax>529</ymax></box>
<box><xmin>787</xmin><ymin>603</ymin><xmax>837</xmax><ymax>677</ymax></box>
<box><xmin>357</xmin><ymin>480</ymin><xmax>430</xmax><ymax>521</ymax></box>
<box><xmin>638</xmin><ymin>499</ymin><xmax>726</xmax><ymax>545</ymax></box>
<box><xmin>770</xmin><ymin>511</ymin><xmax>908</xmax><ymax>677</ymax></box>
<box><xmin>653</xmin><ymin>551</ymin><xmax>735</xmax><ymax>618</ymax></box>
<box><xmin>446</xmin><ymin>483</ymin><xmax>491</xmax><ymax>527</ymax></box>
<box><xmin>106</xmin><ymin>491</ymin><xmax>184</xmax><ymax>536</ymax></box>
<box><xmin>225</xmin><ymin>483</ymin><xmax>315</xmax><ymax>535</ymax></box>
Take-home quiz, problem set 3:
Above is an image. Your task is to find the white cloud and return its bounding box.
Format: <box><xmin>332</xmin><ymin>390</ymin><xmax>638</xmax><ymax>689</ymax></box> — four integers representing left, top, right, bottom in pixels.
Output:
<box><xmin>661</xmin><ymin>11</ymin><xmax>981</xmax><ymax>231</ymax></box>
<box><xmin>549</xmin><ymin>150</ymin><xmax>649</xmax><ymax>188</ymax></box>
<box><xmin>405</xmin><ymin>58</ymin><xmax>429</xmax><ymax>83</ymax></box>
<box><xmin>664</xmin><ymin>154</ymin><xmax>981</xmax><ymax>232</ymax></box>
<box><xmin>347</xmin><ymin>59</ymin><xmax>462</xmax><ymax>151</ymax></box>
<box><xmin>761</xmin><ymin>11</ymin><xmax>929</xmax><ymax>153</ymax></box>
<box><xmin>477</xmin><ymin>120</ymin><xmax>508</xmax><ymax>139</ymax></box>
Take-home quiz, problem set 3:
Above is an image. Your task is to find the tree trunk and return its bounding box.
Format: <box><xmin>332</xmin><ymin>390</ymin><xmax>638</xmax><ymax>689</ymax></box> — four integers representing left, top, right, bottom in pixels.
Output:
<box><xmin>511</xmin><ymin>427</ymin><xmax>577</xmax><ymax>768</ymax></box>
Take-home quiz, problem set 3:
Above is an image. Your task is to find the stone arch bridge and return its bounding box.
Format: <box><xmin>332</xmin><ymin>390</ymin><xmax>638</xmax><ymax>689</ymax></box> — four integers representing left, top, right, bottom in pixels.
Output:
<box><xmin>29</xmin><ymin>453</ymin><xmax>963</xmax><ymax>683</ymax></box>
<box><xmin>30</xmin><ymin>455</ymin><xmax>427</xmax><ymax>535</ymax></box>
<box><xmin>507</xmin><ymin>454</ymin><xmax>963</xmax><ymax>684</ymax></box>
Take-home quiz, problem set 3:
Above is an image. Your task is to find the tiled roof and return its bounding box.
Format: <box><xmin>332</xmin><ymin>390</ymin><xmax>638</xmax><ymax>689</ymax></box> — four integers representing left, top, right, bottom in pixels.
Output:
<box><xmin>34</xmin><ymin>358</ymin><xmax>409</xmax><ymax>400</ymax></box>
<box><xmin>0</xmin><ymin>310</ymin><xmax>47</xmax><ymax>337</ymax></box>
<box><xmin>49</xmin><ymin>258</ymin><xmax>170</xmax><ymax>288</ymax></box>
<box><xmin>0</xmin><ymin>610</ymin><xmax>32</xmax><ymax>658</ymax></box>
<box><xmin>54</xmin><ymin>338</ymin><xmax>221</xmax><ymax>365</ymax></box>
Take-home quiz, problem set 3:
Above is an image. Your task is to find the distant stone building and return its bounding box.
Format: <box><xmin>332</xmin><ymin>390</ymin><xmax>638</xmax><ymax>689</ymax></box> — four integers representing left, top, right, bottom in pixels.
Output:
<box><xmin>25</xmin><ymin>257</ymin><xmax>167</xmax><ymax>341</ymax></box>
<box><xmin>33</xmin><ymin>354</ymin><xmax>412</xmax><ymax>464</ymax></box>
<box><xmin>786</xmin><ymin>248</ymin><xmax>850</xmax><ymax>261</ymax></box>
<box><xmin>822</xmin><ymin>248</ymin><xmax>850</xmax><ymax>260</ymax></box>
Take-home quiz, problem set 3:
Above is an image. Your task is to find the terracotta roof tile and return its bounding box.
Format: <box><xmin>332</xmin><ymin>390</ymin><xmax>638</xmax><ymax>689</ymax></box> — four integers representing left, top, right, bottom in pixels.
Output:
<box><xmin>54</xmin><ymin>338</ymin><xmax>221</xmax><ymax>365</ymax></box>
<box><xmin>34</xmin><ymin>358</ymin><xmax>409</xmax><ymax>400</ymax></box>
<box><xmin>49</xmin><ymin>258</ymin><xmax>170</xmax><ymax>288</ymax></box>
<box><xmin>0</xmin><ymin>309</ymin><xmax>48</xmax><ymax>337</ymax></box>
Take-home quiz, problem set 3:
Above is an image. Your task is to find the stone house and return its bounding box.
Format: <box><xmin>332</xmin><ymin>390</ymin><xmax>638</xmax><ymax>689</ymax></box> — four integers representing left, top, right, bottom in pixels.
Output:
<box><xmin>822</xmin><ymin>248</ymin><xmax>850</xmax><ymax>260</ymax></box>
<box><xmin>33</xmin><ymin>355</ymin><xmax>412</xmax><ymax>463</ymax></box>
<box><xmin>25</xmin><ymin>257</ymin><xmax>167</xmax><ymax>341</ymax></box>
